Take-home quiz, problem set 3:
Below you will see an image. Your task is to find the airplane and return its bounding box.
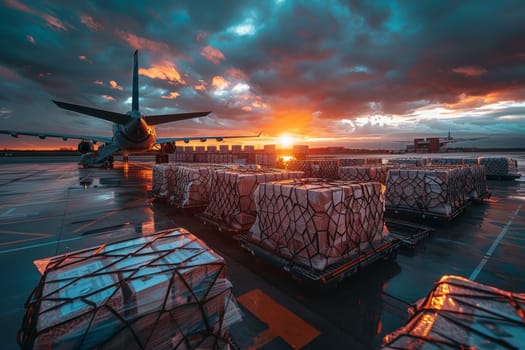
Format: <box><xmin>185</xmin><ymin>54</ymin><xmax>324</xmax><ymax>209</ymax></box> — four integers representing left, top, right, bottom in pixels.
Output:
<box><xmin>397</xmin><ymin>132</ymin><xmax>487</xmax><ymax>153</ymax></box>
<box><xmin>0</xmin><ymin>50</ymin><xmax>260</xmax><ymax>167</ymax></box>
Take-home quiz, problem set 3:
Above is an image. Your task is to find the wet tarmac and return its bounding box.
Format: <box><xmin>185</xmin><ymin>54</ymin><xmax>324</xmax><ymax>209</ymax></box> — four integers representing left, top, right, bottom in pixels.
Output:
<box><xmin>0</xmin><ymin>155</ymin><xmax>524</xmax><ymax>349</ymax></box>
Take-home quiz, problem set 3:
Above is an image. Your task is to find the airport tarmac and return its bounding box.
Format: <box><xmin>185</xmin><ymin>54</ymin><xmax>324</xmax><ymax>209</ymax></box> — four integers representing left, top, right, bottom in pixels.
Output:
<box><xmin>0</xmin><ymin>156</ymin><xmax>524</xmax><ymax>349</ymax></box>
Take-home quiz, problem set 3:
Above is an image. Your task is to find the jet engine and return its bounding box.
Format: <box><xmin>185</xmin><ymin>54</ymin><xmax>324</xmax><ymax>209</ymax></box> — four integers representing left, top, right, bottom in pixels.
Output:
<box><xmin>161</xmin><ymin>142</ymin><xmax>176</xmax><ymax>153</ymax></box>
<box><xmin>77</xmin><ymin>141</ymin><xmax>94</xmax><ymax>154</ymax></box>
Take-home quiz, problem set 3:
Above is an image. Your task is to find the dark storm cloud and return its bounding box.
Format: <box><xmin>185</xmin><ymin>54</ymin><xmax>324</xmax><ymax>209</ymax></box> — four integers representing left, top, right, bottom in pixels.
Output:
<box><xmin>1</xmin><ymin>0</ymin><xmax>524</xmax><ymax>147</ymax></box>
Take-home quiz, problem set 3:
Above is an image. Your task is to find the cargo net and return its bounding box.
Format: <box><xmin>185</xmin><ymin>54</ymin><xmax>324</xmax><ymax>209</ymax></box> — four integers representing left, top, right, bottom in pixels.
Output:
<box><xmin>479</xmin><ymin>157</ymin><xmax>519</xmax><ymax>176</ymax></box>
<box><xmin>203</xmin><ymin>169</ymin><xmax>304</xmax><ymax>232</ymax></box>
<box><xmin>18</xmin><ymin>228</ymin><xmax>242</xmax><ymax>350</ymax></box>
<box><xmin>382</xmin><ymin>275</ymin><xmax>525</xmax><ymax>349</ymax></box>
<box><xmin>286</xmin><ymin>159</ymin><xmax>340</xmax><ymax>179</ymax></box>
<box><xmin>151</xmin><ymin>163</ymin><xmax>180</xmax><ymax>199</ymax></box>
<box><xmin>247</xmin><ymin>178</ymin><xmax>388</xmax><ymax>271</ymax></box>
<box><xmin>338</xmin><ymin>158</ymin><xmax>383</xmax><ymax>166</ymax></box>
<box><xmin>170</xmin><ymin>164</ymin><xmax>231</xmax><ymax>208</ymax></box>
<box><xmin>387</xmin><ymin>158</ymin><xmax>430</xmax><ymax>167</ymax></box>
<box><xmin>385</xmin><ymin>166</ymin><xmax>470</xmax><ymax>217</ymax></box>
<box><xmin>339</xmin><ymin>166</ymin><xmax>389</xmax><ymax>184</ymax></box>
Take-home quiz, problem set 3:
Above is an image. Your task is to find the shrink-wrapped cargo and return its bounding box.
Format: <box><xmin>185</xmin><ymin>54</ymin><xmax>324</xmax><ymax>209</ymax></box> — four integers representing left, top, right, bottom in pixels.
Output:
<box><xmin>203</xmin><ymin>169</ymin><xmax>304</xmax><ymax>231</ymax></box>
<box><xmin>382</xmin><ymin>275</ymin><xmax>525</xmax><ymax>349</ymax></box>
<box><xmin>243</xmin><ymin>145</ymin><xmax>255</xmax><ymax>152</ymax></box>
<box><xmin>478</xmin><ymin>157</ymin><xmax>519</xmax><ymax>178</ymax></box>
<box><xmin>151</xmin><ymin>163</ymin><xmax>179</xmax><ymax>199</ymax></box>
<box><xmin>263</xmin><ymin>144</ymin><xmax>276</xmax><ymax>153</ymax></box>
<box><xmin>339</xmin><ymin>166</ymin><xmax>389</xmax><ymax>184</ymax></box>
<box><xmin>286</xmin><ymin>159</ymin><xmax>340</xmax><ymax>179</ymax></box>
<box><xmin>207</xmin><ymin>145</ymin><xmax>217</xmax><ymax>152</ymax></box>
<box><xmin>19</xmin><ymin>228</ymin><xmax>242</xmax><ymax>350</ymax></box>
<box><xmin>248</xmin><ymin>179</ymin><xmax>387</xmax><ymax>271</ymax></box>
<box><xmin>219</xmin><ymin>145</ymin><xmax>229</xmax><ymax>153</ymax></box>
<box><xmin>385</xmin><ymin>167</ymin><xmax>468</xmax><ymax>217</ymax></box>
<box><xmin>255</xmin><ymin>153</ymin><xmax>278</xmax><ymax>167</ymax></box>
<box><xmin>231</xmin><ymin>145</ymin><xmax>243</xmax><ymax>153</ymax></box>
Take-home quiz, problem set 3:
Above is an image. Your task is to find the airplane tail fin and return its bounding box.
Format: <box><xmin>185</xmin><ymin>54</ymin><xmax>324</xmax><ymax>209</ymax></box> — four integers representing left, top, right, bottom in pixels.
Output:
<box><xmin>132</xmin><ymin>50</ymin><xmax>139</xmax><ymax>112</ymax></box>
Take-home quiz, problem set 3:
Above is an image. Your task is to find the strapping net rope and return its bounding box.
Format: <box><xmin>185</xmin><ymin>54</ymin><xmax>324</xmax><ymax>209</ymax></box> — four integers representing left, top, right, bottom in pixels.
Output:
<box><xmin>339</xmin><ymin>166</ymin><xmax>389</xmax><ymax>184</ymax></box>
<box><xmin>248</xmin><ymin>178</ymin><xmax>388</xmax><ymax>271</ymax></box>
<box><xmin>18</xmin><ymin>228</ymin><xmax>242</xmax><ymax>350</ymax></box>
<box><xmin>383</xmin><ymin>275</ymin><xmax>525</xmax><ymax>349</ymax></box>
<box><xmin>203</xmin><ymin>169</ymin><xmax>304</xmax><ymax>231</ymax></box>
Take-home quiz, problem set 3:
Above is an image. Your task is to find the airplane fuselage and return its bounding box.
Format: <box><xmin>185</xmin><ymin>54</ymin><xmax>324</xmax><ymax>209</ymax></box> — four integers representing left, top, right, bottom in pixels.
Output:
<box><xmin>112</xmin><ymin>111</ymin><xmax>157</xmax><ymax>152</ymax></box>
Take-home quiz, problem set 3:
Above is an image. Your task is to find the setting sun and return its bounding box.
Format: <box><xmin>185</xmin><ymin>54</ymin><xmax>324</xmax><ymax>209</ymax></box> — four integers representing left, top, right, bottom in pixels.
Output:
<box><xmin>279</xmin><ymin>134</ymin><xmax>294</xmax><ymax>148</ymax></box>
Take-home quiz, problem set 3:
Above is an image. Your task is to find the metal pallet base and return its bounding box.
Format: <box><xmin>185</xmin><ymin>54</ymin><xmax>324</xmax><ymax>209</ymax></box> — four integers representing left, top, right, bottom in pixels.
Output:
<box><xmin>385</xmin><ymin>218</ymin><xmax>434</xmax><ymax>248</ymax></box>
<box><xmin>239</xmin><ymin>236</ymin><xmax>400</xmax><ymax>287</ymax></box>
<box><xmin>385</xmin><ymin>202</ymin><xmax>469</xmax><ymax>222</ymax></box>
<box><xmin>200</xmin><ymin>213</ymin><xmax>251</xmax><ymax>234</ymax></box>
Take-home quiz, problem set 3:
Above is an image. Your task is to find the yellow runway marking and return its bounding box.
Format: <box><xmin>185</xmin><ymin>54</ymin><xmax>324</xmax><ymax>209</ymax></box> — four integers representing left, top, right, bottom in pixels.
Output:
<box><xmin>238</xmin><ymin>288</ymin><xmax>320</xmax><ymax>349</ymax></box>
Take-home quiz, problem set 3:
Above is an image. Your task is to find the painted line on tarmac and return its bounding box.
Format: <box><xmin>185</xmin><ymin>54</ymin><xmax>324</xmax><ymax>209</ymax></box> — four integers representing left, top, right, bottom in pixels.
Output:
<box><xmin>237</xmin><ymin>288</ymin><xmax>320</xmax><ymax>349</ymax></box>
<box><xmin>469</xmin><ymin>204</ymin><xmax>522</xmax><ymax>281</ymax></box>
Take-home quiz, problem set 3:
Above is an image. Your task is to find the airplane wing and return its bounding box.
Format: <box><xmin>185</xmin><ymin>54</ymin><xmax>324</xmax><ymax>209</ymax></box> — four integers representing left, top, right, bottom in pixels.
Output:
<box><xmin>155</xmin><ymin>131</ymin><xmax>262</xmax><ymax>145</ymax></box>
<box><xmin>144</xmin><ymin>111</ymin><xmax>211</xmax><ymax>126</ymax></box>
<box><xmin>0</xmin><ymin>129</ymin><xmax>113</xmax><ymax>144</ymax></box>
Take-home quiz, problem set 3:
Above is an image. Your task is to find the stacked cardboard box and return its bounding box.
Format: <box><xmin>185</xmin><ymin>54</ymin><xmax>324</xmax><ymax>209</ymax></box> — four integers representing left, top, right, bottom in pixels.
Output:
<box><xmin>385</xmin><ymin>167</ymin><xmax>468</xmax><ymax>217</ymax></box>
<box><xmin>248</xmin><ymin>179</ymin><xmax>387</xmax><ymax>271</ymax></box>
<box><xmin>339</xmin><ymin>166</ymin><xmax>389</xmax><ymax>184</ymax></box>
<box><xmin>286</xmin><ymin>160</ymin><xmax>340</xmax><ymax>179</ymax></box>
<box><xmin>203</xmin><ymin>169</ymin><xmax>304</xmax><ymax>231</ymax></box>
<box><xmin>20</xmin><ymin>228</ymin><xmax>242</xmax><ymax>350</ymax></box>
<box><xmin>382</xmin><ymin>275</ymin><xmax>525</xmax><ymax>349</ymax></box>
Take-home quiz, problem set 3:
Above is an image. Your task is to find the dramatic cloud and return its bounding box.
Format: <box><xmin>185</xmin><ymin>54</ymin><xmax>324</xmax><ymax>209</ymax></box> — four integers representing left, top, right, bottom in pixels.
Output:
<box><xmin>200</xmin><ymin>45</ymin><xmax>225</xmax><ymax>64</ymax></box>
<box><xmin>139</xmin><ymin>61</ymin><xmax>186</xmax><ymax>84</ymax></box>
<box><xmin>0</xmin><ymin>0</ymin><xmax>524</xmax><ymax>149</ymax></box>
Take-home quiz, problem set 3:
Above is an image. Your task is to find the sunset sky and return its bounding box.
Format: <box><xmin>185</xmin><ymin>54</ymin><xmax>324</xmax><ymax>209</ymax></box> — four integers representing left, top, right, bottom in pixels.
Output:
<box><xmin>1</xmin><ymin>0</ymin><xmax>525</xmax><ymax>150</ymax></box>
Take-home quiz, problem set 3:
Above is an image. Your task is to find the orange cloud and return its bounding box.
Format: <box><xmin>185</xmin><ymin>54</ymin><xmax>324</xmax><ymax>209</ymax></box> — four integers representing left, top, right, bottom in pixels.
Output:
<box><xmin>212</xmin><ymin>76</ymin><xmax>229</xmax><ymax>89</ymax></box>
<box><xmin>101</xmin><ymin>95</ymin><xmax>115</xmax><ymax>101</ymax></box>
<box><xmin>80</xmin><ymin>15</ymin><xmax>103</xmax><ymax>31</ymax></box>
<box><xmin>452</xmin><ymin>66</ymin><xmax>488</xmax><ymax>77</ymax></box>
<box><xmin>5</xmin><ymin>0</ymin><xmax>31</xmax><ymax>13</ymax></box>
<box><xmin>194</xmin><ymin>83</ymin><xmax>206</xmax><ymax>92</ymax></box>
<box><xmin>117</xmin><ymin>31</ymin><xmax>168</xmax><ymax>51</ymax></box>
<box><xmin>226</xmin><ymin>68</ymin><xmax>248</xmax><ymax>81</ymax></box>
<box><xmin>139</xmin><ymin>61</ymin><xmax>186</xmax><ymax>84</ymax></box>
<box><xmin>161</xmin><ymin>92</ymin><xmax>180</xmax><ymax>100</ymax></box>
<box><xmin>6</xmin><ymin>0</ymin><xmax>68</xmax><ymax>31</ymax></box>
<box><xmin>201</xmin><ymin>45</ymin><xmax>225</xmax><ymax>64</ymax></box>
<box><xmin>109</xmin><ymin>80</ymin><xmax>123</xmax><ymax>90</ymax></box>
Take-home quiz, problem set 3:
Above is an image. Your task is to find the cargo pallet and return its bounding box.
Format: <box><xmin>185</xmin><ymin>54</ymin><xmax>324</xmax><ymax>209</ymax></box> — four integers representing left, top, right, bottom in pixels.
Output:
<box><xmin>486</xmin><ymin>174</ymin><xmax>521</xmax><ymax>181</ymax></box>
<box><xmin>200</xmin><ymin>212</ymin><xmax>251</xmax><ymax>234</ymax></box>
<box><xmin>238</xmin><ymin>235</ymin><xmax>400</xmax><ymax>287</ymax></box>
<box><xmin>385</xmin><ymin>218</ymin><xmax>433</xmax><ymax>247</ymax></box>
<box><xmin>385</xmin><ymin>202</ymin><xmax>468</xmax><ymax>222</ymax></box>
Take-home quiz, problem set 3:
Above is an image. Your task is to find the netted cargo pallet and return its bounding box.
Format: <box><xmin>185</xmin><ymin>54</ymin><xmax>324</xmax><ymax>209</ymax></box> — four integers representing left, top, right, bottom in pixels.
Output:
<box><xmin>382</xmin><ymin>275</ymin><xmax>525</xmax><ymax>349</ymax></box>
<box><xmin>385</xmin><ymin>167</ymin><xmax>471</xmax><ymax>221</ymax></box>
<box><xmin>286</xmin><ymin>159</ymin><xmax>340</xmax><ymax>179</ymax></box>
<box><xmin>18</xmin><ymin>228</ymin><xmax>242</xmax><ymax>350</ymax></box>
<box><xmin>465</xmin><ymin>164</ymin><xmax>491</xmax><ymax>201</ymax></box>
<box><xmin>385</xmin><ymin>218</ymin><xmax>433</xmax><ymax>248</ymax></box>
<box><xmin>479</xmin><ymin>157</ymin><xmax>521</xmax><ymax>180</ymax></box>
<box><xmin>151</xmin><ymin>163</ymin><xmax>180</xmax><ymax>200</ymax></box>
<box><xmin>387</xmin><ymin>158</ymin><xmax>429</xmax><ymax>167</ymax></box>
<box><xmin>247</xmin><ymin>178</ymin><xmax>388</xmax><ymax>271</ymax></box>
<box><xmin>169</xmin><ymin>164</ymin><xmax>231</xmax><ymax>208</ymax></box>
<box><xmin>202</xmin><ymin>169</ymin><xmax>304</xmax><ymax>232</ymax></box>
<box><xmin>240</xmin><ymin>234</ymin><xmax>399</xmax><ymax>287</ymax></box>
<box><xmin>339</xmin><ymin>166</ymin><xmax>389</xmax><ymax>184</ymax></box>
